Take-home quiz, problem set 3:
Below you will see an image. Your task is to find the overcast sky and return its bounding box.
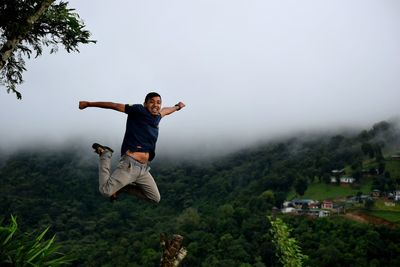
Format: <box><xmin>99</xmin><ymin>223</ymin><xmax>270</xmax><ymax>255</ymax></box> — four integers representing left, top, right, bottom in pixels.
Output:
<box><xmin>1</xmin><ymin>0</ymin><xmax>400</xmax><ymax>157</ymax></box>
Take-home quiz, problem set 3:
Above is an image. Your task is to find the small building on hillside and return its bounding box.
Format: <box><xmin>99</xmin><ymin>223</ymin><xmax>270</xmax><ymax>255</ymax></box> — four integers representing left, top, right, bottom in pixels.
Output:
<box><xmin>340</xmin><ymin>177</ymin><xmax>355</xmax><ymax>184</ymax></box>
<box><xmin>394</xmin><ymin>190</ymin><xmax>400</xmax><ymax>201</ymax></box>
<box><xmin>371</xmin><ymin>189</ymin><xmax>381</xmax><ymax>198</ymax></box>
<box><xmin>309</xmin><ymin>202</ymin><xmax>319</xmax><ymax>209</ymax></box>
<box><xmin>322</xmin><ymin>200</ymin><xmax>334</xmax><ymax>209</ymax></box>
<box><xmin>291</xmin><ymin>199</ymin><xmax>317</xmax><ymax>208</ymax></box>
<box><xmin>282</xmin><ymin>201</ymin><xmax>293</xmax><ymax>208</ymax></box>
<box><xmin>319</xmin><ymin>210</ymin><xmax>330</xmax><ymax>217</ymax></box>
<box><xmin>305</xmin><ymin>209</ymin><xmax>330</xmax><ymax>218</ymax></box>
<box><xmin>281</xmin><ymin>207</ymin><xmax>297</xmax><ymax>214</ymax></box>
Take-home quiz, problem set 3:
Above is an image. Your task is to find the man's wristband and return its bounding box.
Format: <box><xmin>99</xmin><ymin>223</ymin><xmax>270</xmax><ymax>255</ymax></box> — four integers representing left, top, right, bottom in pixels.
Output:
<box><xmin>174</xmin><ymin>104</ymin><xmax>181</xmax><ymax>111</ymax></box>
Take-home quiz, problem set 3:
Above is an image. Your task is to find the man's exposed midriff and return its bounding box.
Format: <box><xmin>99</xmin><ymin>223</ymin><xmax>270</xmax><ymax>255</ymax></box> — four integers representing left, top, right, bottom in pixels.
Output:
<box><xmin>126</xmin><ymin>150</ymin><xmax>149</xmax><ymax>164</ymax></box>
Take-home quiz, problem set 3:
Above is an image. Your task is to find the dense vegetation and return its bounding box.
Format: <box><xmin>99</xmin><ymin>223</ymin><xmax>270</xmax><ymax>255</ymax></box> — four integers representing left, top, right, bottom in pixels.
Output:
<box><xmin>0</xmin><ymin>121</ymin><xmax>400</xmax><ymax>266</ymax></box>
<box><xmin>0</xmin><ymin>215</ymin><xmax>71</xmax><ymax>266</ymax></box>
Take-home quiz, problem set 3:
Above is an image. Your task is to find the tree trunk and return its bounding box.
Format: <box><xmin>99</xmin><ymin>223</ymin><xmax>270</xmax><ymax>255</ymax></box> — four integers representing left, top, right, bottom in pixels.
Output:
<box><xmin>160</xmin><ymin>234</ymin><xmax>187</xmax><ymax>267</ymax></box>
<box><xmin>0</xmin><ymin>0</ymin><xmax>55</xmax><ymax>71</ymax></box>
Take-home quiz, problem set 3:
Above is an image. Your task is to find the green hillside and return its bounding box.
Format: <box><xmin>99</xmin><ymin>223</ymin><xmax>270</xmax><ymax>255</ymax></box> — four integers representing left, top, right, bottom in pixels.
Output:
<box><xmin>290</xmin><ymin>155</ymin><xmax>400</xmax><ymax>223</ymax></box>
<box><xmin>291</xmin><ymin>179</ymin><xmax>372</xmax><ymax>201</ymax></box>
<box><xmin>1</xmin><ymin>120</ymin><xmax>400</xmax><ymax>266</ymax></box>
<box><xmin>386</xmin><ymin>158</ymin><xmax>400</xmax><ymax>178</ymax></box>
<box><xmin>298</xmin><ymin>158</ymin><xmax>400</xmax><ymax>201</ymax></box>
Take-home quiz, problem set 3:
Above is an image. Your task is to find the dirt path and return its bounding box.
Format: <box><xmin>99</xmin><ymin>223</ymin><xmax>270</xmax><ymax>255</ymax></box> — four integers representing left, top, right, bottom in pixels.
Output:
<box><xmin>343</xmin><ymin>212</ymin><xmax>369</xmax><ymax>224</ymax></box>
<box><xmin>343</xmin><ymin>211</ymin><xmax>397</xmax><ymax>228</ymax></box>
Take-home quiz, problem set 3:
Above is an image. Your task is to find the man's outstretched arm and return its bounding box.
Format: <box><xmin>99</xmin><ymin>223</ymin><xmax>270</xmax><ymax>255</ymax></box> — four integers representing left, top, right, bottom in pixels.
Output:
<box><xmin>160</xmin><ymin>102</ymin><xmax>186</xmax><ymax>117</ymax></box>
<box><xmin>79</xmin><ymin>101</ymin><xmax>125</xmax><ymax>112</ymax></box>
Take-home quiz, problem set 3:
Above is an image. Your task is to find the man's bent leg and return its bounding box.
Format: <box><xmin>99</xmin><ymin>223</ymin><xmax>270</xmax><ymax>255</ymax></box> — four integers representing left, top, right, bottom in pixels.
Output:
<box><xmin>131</xmin><ymin>170</ymin><xmax>161</xmax><ymax>203</ymax></box>
<box><xmin>99</xmin><ymin>154</ymin><xmax>138</xmax><ymax>198</ymax></box>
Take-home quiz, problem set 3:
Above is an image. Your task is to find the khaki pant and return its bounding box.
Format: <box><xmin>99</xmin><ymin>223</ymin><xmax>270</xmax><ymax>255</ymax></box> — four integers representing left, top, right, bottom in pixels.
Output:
<box><xmin>98</xmin><ymin>151</ymin><xmax>160</xmax><ymax>203</ymax></box>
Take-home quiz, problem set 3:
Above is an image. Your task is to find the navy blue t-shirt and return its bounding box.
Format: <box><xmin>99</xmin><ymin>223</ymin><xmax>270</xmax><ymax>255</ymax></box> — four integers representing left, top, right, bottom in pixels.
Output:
<box><xmin>121</xmin><ymin>104</ymin><xmax>162</xmax><ymax>161</ymax></box>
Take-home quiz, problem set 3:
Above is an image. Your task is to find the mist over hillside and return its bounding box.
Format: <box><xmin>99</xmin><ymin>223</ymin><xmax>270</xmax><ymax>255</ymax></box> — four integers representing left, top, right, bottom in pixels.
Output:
<box><xmin>1</xmin><ymin>118</ymin><xmax>399</xmax><ymax>163</ymax></box>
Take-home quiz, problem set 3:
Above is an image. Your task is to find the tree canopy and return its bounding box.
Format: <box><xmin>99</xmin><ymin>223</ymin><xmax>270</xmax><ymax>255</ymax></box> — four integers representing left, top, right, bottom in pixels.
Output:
<box><xmin>0</xmin><ymin>0</ymin><xmax>95</xmax><ymax>99</ymax></box>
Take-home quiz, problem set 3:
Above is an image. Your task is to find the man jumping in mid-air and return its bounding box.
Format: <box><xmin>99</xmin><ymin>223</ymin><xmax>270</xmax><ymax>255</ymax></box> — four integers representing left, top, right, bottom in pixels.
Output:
<box><xmin>79</xmin><ymin>92</ymin><xmax>185</xmax><ymax>202</ymax></box>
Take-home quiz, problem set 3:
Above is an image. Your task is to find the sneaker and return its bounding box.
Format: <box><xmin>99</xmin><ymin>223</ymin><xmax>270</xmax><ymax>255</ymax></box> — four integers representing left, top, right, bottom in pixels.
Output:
<box><xmin>92</xmin><ymin>143</ymin><xmax>114</xmax><ymax>155</ymax></box>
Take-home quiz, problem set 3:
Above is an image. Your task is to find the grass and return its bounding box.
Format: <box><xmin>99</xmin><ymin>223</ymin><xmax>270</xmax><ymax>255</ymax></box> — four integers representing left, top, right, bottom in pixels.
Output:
<box><xmin>302</xmin><ymin>183</ymin><xmax>353</xmax><ymax>200</ymax></box>
<box><xmin>362</xmin><ymin>158</ymin><xmax>378</xmax><ymax>169</ymax></box>
<box><xmin>367</xmin><ymin>199</ymin><xmax>400</xmax><ymax>223</ymax></box>
<box><xmin>374</xmin><ymin>199</ymin><xmax>400</xmax><ymax>212</ymax></box>
<box><xmin>289</xmin><ymin>178</ymin><xmax>373</xmax><ymax>201</ymax></box>
<box><xmin>288</xmin><ymin>156</ymin><xmax>399</xmax><ymax>201</ymax></box>
<box><xmin>367</xmin><ymin>210</ymin><xmax>400</xmax><ymax>223</ymax></box>
<box><xmin>386</xmin><ymin>159</ymin><xmax>400</xmax><ymax>178</ymax></box>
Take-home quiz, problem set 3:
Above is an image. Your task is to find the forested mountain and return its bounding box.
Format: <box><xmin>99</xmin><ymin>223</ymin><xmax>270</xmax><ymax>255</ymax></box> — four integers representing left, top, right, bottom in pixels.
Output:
<box><xmin>1</xmin><ymin>121</ymin><xmax>400</xmax><ymax>266</ymax></box>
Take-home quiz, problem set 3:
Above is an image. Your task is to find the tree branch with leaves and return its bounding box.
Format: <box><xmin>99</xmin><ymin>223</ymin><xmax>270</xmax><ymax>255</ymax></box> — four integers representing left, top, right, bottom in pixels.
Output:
<box><xmin>0</xmin><ymin>0</ymin><xmax>95</xmax><ymax>99</ymax></box>
<box><xmin>268</xmin><ymin>216</ymin><xmax>308</xmax><ymax>267</ymax></box>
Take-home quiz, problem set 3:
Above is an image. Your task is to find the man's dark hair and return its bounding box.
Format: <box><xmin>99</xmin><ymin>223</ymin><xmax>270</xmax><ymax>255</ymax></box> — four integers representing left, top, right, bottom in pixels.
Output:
<box><xmin>145</xmin><ymin>92</ymin><xmax>161</xmax><ymax>103</ymax></box>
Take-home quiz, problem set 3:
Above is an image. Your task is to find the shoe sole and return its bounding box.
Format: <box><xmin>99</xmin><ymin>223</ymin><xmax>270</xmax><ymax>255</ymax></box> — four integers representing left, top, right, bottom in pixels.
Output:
<box><xmin>92</xmin><ymin>143</ymin><xmax>114</xmax><ymax>154</ymax></box>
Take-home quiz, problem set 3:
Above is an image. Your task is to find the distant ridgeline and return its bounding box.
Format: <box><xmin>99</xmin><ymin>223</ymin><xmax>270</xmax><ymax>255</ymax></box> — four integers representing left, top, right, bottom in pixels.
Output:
<box><xmin>0</xmin><ymin>120</ymin><xmax>400</xmax><ymax>266</ymax></box>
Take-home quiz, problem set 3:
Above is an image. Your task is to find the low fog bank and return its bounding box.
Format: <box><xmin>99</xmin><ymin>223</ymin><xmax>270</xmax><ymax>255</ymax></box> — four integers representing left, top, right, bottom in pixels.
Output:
<box><xmin>156</xmin><ymin>116</ymin><xmax>400</xmax><ymax>161</ymax></box>
<box><xmin>1</xmin><ymin>117</ymin><xmax>398</xmax><ymax>163</ymax></box>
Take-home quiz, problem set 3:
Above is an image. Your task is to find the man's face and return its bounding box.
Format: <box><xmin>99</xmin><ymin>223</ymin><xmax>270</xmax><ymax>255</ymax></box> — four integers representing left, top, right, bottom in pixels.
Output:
<box><xmin>144</xmin><ymin>96</ymin><xmax>162</xmax><ymax>116</ymax></box>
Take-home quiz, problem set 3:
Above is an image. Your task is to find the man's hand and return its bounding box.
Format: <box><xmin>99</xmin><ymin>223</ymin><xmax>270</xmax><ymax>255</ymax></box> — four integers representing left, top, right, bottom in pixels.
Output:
<box><xmin>175</xmin><ymin>102</ymin><xmax>186</xmax><ymax>110</ymax></box>
<box><xmin>79</xmin><ymin>101</ymin><xmax>89</xmax><ymax>110</ymax></box>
